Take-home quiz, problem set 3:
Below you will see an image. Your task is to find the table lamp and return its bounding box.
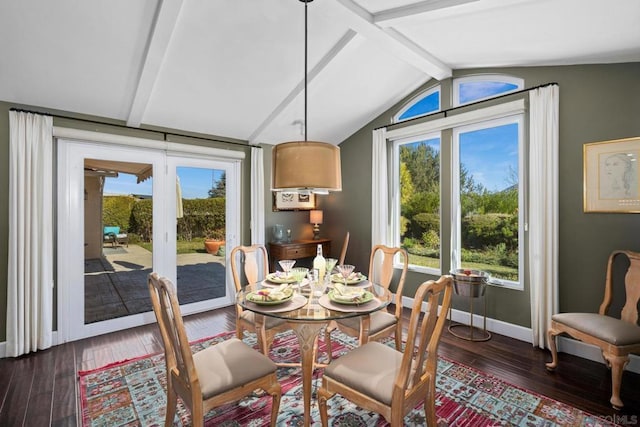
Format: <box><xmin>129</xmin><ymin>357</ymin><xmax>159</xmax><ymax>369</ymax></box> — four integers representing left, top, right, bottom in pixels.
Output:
<box><xmin>310</xmin><ymin>209</ymin><xmax>323</xmax><ymax>240</ymax></box>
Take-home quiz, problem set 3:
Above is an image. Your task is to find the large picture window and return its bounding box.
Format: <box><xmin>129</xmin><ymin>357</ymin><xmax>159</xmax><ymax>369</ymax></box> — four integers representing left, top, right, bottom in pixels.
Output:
<box><xmin>391</xmin><ymin>75</ymin><xmax>525</xmax><ymax>290</ymax></box>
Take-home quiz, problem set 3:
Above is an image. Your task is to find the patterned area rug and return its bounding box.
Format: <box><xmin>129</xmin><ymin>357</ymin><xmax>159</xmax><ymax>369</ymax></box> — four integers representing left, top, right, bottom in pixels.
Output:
<box><xmin>79</xmin><ymin>330</ymin><xmax>614</xmax><ymax>426</ymax></box>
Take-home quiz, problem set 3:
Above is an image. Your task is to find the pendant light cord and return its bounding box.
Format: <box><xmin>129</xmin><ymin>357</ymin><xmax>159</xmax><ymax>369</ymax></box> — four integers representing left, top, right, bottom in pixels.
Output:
<box><xmin>303</xmin><ymin>0</ymin><xmax>308</xmax><ymax>141</ymax></box>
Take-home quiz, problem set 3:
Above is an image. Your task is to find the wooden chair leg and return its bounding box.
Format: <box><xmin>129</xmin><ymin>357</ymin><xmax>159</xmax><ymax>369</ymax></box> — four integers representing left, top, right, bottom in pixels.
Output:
<box><xmin>191</xmin><ymin>400</ymin><xmax>204</xmax><ymax>427</ymax></box>
<box><xmin>545</xmin><ymin>328</ymin><xmax>559</xmax><ymax>370</ymax></box>
<box><xmin>267</xmin><ymin>382</ymin><xmax>282</xmax><ymax>427</ymax></box>
<box><xmin>164</xmin><ymin>379</ymin><xmax>177</xmax><ymax>427</ymax></box>
<box><xmin>324</xmin><ymin>321</ymin><xmax>337</xmax><ymax>362</ymax></box>
<box><xmin>318</xmin><ymin>387</ymin><xmax>333</xmax><ymax>427</ymax></box>
<box><xmin>603</xmin><ymin>352</ymin><xmax>629</xmax><ymax>409</ymax></box>
<box><xmin>235</xmin><ymin>323</ymin><xmax>244</xmax><ymax>340</ymax></box>
<box><xmin>425</xmin><ymin>380</ymin><xmax>437</xmax><ymax>427</ymax></box>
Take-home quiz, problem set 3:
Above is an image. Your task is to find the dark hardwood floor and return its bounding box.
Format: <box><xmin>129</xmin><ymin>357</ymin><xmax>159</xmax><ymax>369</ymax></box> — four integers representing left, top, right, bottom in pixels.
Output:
<box><xmin>0</xmin><ymin>305</ymin><xmax>638</xmax><ymax>426</ymax></box>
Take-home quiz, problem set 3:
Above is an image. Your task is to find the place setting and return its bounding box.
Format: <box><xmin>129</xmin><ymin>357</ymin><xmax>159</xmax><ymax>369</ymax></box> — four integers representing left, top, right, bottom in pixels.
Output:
<box><xmin>318</xmin><ymin>282</ymin><xmax>379</xmax><ymax>312</ymax></box>
<box><xmin>244</xmin><ymin>283</ymin><xmax>308</xmax><ymax>313</ymax></box>
<box><xmin>328</xmin><ymin>264</ymin><xmax>369</xmax><ymax>288</ymax></box>
<box><xmin>262</xmin><ymin>260</ymin><xmax>310</xmax><ymax>290</ymax></box>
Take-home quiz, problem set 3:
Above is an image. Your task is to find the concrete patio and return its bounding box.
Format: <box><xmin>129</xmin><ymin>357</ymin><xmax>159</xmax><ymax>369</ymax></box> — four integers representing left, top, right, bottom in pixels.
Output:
<box><xmin>84</xmin><ymin>244</ymin><xmax>226</xmax><ymax>324</ymax></box>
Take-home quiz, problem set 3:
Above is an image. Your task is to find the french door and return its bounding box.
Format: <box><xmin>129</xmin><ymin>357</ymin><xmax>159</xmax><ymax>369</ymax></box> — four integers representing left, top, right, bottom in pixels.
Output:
<box><xmin>57</xmin><ymin>138</ymin><xmax>240</xmax><ymax>342</ymax></box>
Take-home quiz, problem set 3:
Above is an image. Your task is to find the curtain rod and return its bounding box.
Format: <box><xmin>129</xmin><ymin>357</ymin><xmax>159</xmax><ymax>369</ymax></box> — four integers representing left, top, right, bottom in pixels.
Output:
<box><xmin>8</xmin><ymin>107</ymin><xmax>260</xmax><ymax>150</ymax></box>
<box><xmin>376</xmin><ymin>81</ymin><xmax>558</xmax><ymax>131</ymax></box>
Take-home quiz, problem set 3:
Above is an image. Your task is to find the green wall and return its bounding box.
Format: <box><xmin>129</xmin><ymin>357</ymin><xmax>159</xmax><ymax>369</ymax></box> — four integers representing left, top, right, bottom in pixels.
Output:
<box><xmin>1</xmin><ymin>62</ymin><xmax>639</xmax><ymax>343</ymax></box>
<box><xmin>324</xmin><ymin>62</ymin><xmax>640</xmax><ymax>327</ymax></box>
<box><xmin>0</xmin><ymin>102</ymin><xmax>253</xmax><ymax>342</ymax></box>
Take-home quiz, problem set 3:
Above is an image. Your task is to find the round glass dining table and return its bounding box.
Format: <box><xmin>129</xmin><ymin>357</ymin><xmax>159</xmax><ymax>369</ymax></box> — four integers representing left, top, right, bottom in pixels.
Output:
<box><xmin>236</xmin><ymin>280</ymin><xmax>392</xmax><ymax>427</ymax></box>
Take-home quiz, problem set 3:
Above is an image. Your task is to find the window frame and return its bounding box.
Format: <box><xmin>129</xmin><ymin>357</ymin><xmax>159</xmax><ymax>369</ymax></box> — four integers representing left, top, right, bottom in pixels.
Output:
<box><xmin>453</xmin><ymin>74</ymin><xmax>524</xmax><ymax>107</ymax></box>
<box><xmin>452</xmin><ymin>114</ymin><xmax>525</xmax><ymax>290</ymax></box>
<box><xmin>391</xmin><ymin>132</ymin><xmax>443</xmax><ymax>276</ymax></box>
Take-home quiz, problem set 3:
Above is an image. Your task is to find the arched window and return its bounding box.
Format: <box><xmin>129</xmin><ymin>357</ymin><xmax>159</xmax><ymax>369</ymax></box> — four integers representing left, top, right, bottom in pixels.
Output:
<box><xmin>394</xmin><ymin>85</ymin><xmax>440</xmax><ymax>122</ymax></box>
<box><xmin>453</xmin><ymin>75</ymin><xmax>523</xmax><ymax>106</ymax></box>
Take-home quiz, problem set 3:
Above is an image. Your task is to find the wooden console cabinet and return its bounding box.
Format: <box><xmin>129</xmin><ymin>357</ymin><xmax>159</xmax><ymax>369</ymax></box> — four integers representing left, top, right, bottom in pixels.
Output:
<box><xmin>268</xmin><ymin>239</ymin><xmax>331</xmax><ymax>272</ymax></box>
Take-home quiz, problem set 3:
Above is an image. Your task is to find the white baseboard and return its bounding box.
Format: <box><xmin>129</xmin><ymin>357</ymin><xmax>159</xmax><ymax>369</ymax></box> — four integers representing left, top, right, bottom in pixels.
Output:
<box><xmin>400</xmin><ymin>294</ymin><xmax>640</xmax><ymax>375</ymax></box>
<box><xmin>0</xmin><ymin>331</ymin><xmax>59</xmax><ymax>359</ymax></box>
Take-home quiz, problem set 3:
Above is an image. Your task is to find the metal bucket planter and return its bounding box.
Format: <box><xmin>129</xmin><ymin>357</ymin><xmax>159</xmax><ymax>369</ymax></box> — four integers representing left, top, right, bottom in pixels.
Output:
<box><xmin>449</xmin><ymin>269</ymin><xmax>489</xmax><ymax>297</ymax></box>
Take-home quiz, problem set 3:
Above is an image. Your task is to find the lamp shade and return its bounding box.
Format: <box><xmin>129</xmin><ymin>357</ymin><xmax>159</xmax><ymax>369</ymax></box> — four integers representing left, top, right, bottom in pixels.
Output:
<box><xmin>309</xmin><ymin>209</ymin><xmax>323</xmax><ymax>225</ymax></box>
<box><xmin>272</xmin><ymin>141</ymin><xmax>342</xmax><ymax>192</ymax></box>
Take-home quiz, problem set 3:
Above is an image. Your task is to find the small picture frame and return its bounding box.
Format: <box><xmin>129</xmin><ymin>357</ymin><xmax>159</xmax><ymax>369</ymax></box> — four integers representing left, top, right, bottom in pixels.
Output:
<box><xmin>272</xmin><ymin>191</ymin><xmax>316</xmax><ymax>211</ymax></box>
<box><xmin>584</xmin><ymin>136</ymin><xmax>640</xmax><ymax>213</ymax></box>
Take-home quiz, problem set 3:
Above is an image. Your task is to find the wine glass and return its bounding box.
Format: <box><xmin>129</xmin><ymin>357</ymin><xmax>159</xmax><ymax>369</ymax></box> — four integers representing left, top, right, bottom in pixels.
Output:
<box><xmin>290</xmin><ymin>267</ymin><xmax>309</xmax><ymax>294</ymax></box>
<box><xmin>336</xmin><ymin>264</ymin><xmax>355</xmax><ymax>286</ymax></box>
<box><xmin>325</xmin><ymin>258</ymin><xmax>338</xmax><ymax>276</ymax></box>
<box><xmin>278</xmin><ymin>259</ymin><xmax>296</xmax><ymax>278</ymax></box>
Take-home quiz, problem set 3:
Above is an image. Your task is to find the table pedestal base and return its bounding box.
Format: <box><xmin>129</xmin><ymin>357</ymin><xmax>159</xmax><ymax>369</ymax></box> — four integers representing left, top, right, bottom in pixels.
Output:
<box><xmin>288</xmin><ymin>321</ymin><xmax>326</xmax><ymax>427</ymax></box>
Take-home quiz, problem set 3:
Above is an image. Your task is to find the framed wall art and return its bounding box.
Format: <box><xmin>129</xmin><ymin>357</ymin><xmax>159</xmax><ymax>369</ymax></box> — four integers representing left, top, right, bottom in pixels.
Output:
<box><xmin>272</xmin><ymin>191</ymin><xmax>316</xmax><ymax>211</ymax></box>
<box><xmin>584</xmin><ymin>136</ymin><xmax>640</xmax><ymax>213</ymax></box>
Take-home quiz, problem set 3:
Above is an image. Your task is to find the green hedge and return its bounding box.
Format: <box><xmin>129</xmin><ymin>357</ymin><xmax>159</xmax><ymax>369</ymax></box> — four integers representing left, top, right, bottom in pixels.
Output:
<box><xmin>102</xmin><ymin>196</ymin><xmax>226</xmax><ymax>242</ymax></box>
<box><xmin>103</xmin><ymin>195</ymin><xmax>136</xmax><ymax>232</ymax></box>
<box><xmin>177</xmin><ymin>198</ymin><xmax>226</xmax><ymax>241</ymax></box>
<box><xmin>404</xmin><ymin>212</ymin><xmax>517</xmax><ymax>250</ymax></box>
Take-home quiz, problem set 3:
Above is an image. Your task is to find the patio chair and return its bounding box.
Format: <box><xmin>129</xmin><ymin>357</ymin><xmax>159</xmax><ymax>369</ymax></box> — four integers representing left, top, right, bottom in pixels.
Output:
<box><xmin>103</xmin><ymin>226</ymin><xmax>128</xmax><ymax>247</ymax></box>
<box><xmin>318</xmin><ymin>275</ymin><xmax>453</xmax><ymax>427</ymax></box>
<box><xmin>148</xmin><ymin>272</ymin><xmax>282</xmax><ymax>427</ymax></box>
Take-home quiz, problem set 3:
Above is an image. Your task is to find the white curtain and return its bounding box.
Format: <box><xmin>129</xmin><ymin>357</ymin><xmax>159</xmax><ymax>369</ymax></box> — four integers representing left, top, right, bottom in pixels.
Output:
<box><xmin>250</xmin><ymin>146</ymin><xmax>265</xmax><ymax>245</ymax></box>
<box><xmin>371</xmin><ymin>128</ymin><xmax>390</xmax><ymax>247</ymax></box>
<box><xmin>7</xmin><ymin>111</ymin><xmax>54</xmax><ymax>357</ymax></box>
<box><xmin>528</xmin><ymin>85</ymin><xmax>560</xmax><ymax>349</ymax></box>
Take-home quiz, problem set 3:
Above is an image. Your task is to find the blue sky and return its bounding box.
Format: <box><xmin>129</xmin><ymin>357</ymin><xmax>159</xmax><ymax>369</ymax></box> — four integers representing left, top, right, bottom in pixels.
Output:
<box><xmin>415</xmin><ymin>122</ymin><xmax>517</xmax><ymax>193</ymax></box>
<box><xmin>460</xmin><ymin>123</ymin><xmax>518</xmax><ymax>192</ymax></box>
<box><xmin>103</xmin><ymin>167</ymin><xmax>224</xmax><ymax>199</ymax></box>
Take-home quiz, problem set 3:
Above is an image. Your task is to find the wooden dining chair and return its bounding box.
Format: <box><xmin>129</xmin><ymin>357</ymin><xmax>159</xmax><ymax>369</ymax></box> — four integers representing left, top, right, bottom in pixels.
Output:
<box><xmin>338</xmin><ymin>231</ymin><xmax>350</xmax><ymax>265</ymax></box>
<box><xmin>546</xmin><ymin>250</ymin><xmax>640</xmax><ymax>409</ymax></box>
<box><xmin>230</xmin><ymin>244</ymin><xmax>291</xmax><ymax>356</ymax></box>
<box><xmin>324</xmin><ymin>244</ymin><xmax>408</xmax><ymax>361</ymax></box>
<box><xmin>148</xmin><ymin>273</ymin><xmax>282</xmax><ymax>427</ymax></box>
<box><xmin>319</xmin><ymin>275</ymin><xmax>453</xmax><ymax>427</ymax></box>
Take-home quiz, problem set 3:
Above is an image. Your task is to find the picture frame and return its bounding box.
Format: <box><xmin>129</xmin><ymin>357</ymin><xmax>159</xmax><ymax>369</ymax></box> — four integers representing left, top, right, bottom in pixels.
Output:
<box><xmin>584</xmin><ymin>136</ymin><xmax>640</xmax><ymax>213</ymax></box>
<box><xmin>272</xmin><ymin>191</ymin><xmax>316</xmax><ymax>211</ymax></box>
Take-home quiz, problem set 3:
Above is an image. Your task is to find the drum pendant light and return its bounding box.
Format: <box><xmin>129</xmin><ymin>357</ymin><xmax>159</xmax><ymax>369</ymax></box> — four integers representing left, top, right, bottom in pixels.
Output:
<box><xmin>272</xmin><ymin>0</ymin><xmax>342</xmax><ymax>193</ymax></box>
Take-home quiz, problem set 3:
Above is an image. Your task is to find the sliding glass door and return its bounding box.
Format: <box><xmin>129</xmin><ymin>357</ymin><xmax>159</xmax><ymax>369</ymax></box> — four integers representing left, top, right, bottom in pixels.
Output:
<box><xmin>57</xmin><ymin>139</ymin><xmax>239</xmax><ymax>342</ymax></box>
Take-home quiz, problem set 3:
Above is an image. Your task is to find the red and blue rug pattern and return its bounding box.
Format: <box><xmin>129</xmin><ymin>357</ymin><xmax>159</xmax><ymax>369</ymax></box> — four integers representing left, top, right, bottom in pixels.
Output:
<box><xmin>79</xmin><ymin>330</ymin><xmax>615</xmax><ymax>426</ymax></box>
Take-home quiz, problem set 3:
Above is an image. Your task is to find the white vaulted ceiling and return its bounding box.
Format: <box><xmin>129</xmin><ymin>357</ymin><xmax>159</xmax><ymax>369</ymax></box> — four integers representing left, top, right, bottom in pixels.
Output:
<box><xmin>0</xmin><ymin>0</ymin><xmax>638</xmax><ymax>145</ymax></box>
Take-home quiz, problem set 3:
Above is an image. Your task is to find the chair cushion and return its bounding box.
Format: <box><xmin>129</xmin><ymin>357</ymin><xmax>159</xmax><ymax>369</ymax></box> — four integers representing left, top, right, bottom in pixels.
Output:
<box><xmin>240</xmin><ymin>310</ymin><xmax>287</xmax><ymax>328</ymax></box>
<box><xmin>193</xmin><ymin>337</ymin><xmax>277</xmax><ymax>399</ymax></box>
<box><xmin>323</xmin><ymin>341</ymin><xmax>402</xmax><ymax>405</ymax></box>
<box><xmin>337</xmin><ymin>311</ymin><xmax>397</xmax><ymax>336</ymax></box>
<box><xmin>552</xmin><ymin>313</ymin><xmax>640</xmax><ymax>346</ymax></box>
<box><xmin>103</xmin><ymin>226</ymin><xmax>120</xmax><ymax>235</ymax></box>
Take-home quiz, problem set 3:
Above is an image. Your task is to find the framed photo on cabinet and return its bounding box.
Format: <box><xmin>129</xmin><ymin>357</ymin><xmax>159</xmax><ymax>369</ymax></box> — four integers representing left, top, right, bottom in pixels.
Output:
<box><xmin>272</xmin><ymin>191</ymin><xmax>316</xmax><ymax>211</ymax></box>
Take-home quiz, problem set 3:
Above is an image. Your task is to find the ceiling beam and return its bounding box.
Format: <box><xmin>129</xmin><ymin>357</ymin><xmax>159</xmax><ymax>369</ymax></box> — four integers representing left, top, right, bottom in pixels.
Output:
<box><xmin>126</xmin><ymin>0</ymin><xmax>184</xmax><ymax>128</ymax></box>
<box><xmin>329</xmin><ymin>0</ymin><xmax>452</xmax><ymax>80</ymax></box>
<box><xmin>373</xmin><ymin>0</ymin><xmax>480</xmax><ymax>25</ymax></box>
<box><xmin>248</xmin><ymin>30</ymin><xmax>358</xmax><ymax>145</ymax></box>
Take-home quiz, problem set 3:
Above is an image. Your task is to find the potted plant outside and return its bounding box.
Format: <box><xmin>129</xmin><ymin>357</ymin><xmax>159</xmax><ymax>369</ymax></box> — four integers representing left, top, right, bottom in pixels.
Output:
<box><xmin>204</xmin><ymin>229</ymin><xmax>226</xmax><ymax>255</ymax></box>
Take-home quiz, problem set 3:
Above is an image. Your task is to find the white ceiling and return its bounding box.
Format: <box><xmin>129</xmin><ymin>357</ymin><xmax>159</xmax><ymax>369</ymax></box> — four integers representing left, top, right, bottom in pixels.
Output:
<box><xmin>1</xmin><ymin>0</ymin><xmax>638</xmax><ymax>145</ymax></box>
